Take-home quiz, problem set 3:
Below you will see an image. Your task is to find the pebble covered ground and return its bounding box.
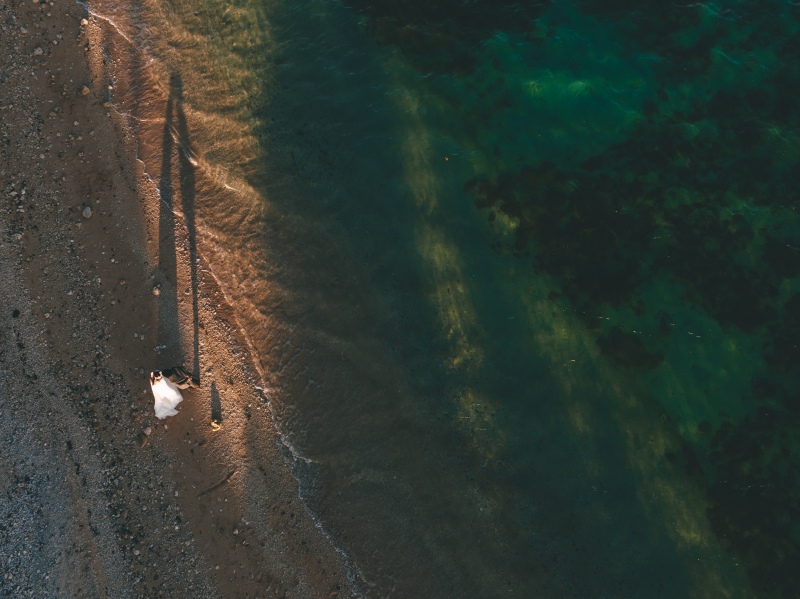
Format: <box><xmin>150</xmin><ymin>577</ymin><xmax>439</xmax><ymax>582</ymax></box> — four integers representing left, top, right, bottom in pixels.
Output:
<box><xmin>0</xmin><ymin>1</ymin><xmax>357</xmax><ymax>597</ymax></box>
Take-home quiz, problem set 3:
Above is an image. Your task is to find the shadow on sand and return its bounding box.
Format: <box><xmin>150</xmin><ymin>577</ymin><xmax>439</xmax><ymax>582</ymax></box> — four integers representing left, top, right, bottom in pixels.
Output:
<box><xmin>157</xmin><ymin>73</ymin><xmax>201</xmax><ymax>383</ymax></box>
<box><xmin>210</xmin><ymin>381</ymin><xmax>223</xmax><ymax>427</ymax></box>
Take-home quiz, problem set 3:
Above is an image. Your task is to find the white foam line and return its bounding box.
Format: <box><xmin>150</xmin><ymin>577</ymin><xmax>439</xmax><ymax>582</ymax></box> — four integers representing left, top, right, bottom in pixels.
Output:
<box><xmin>77</xmin><ymin>1</ymin><xmax>136</xmax><ymax>47</ymax></box>
<box><xmin>294</xmin><ymin>481</ymin><xmax>372</xmax><ymax>597</ymax></box>
<box><xmin>134</xmin><ymin>155</ymin><xmax>174</xmax><ymax>213</ymax></box>
<box><xmin>140</xmin><ymin>164</ymin><xmax>371</xmax><ymax>592</ymax></box>
<box><xmin>108</xmin><ymin>111</ymin><xmax>166</xmax><ymax>125</ymax></box>
<box><xmin>89</xmin><ymin>9</ymin><xmax>372</xmax><ymax>588</ymax></box>
<box><xmin>198</xmin><ymin>251</ymin><xmax>371</xmax><ymax>598</ymax></box>
<box><xmin>191</xmin><ymin>238</ymin><xmax>314</xmax><ymax>468</ymax></box>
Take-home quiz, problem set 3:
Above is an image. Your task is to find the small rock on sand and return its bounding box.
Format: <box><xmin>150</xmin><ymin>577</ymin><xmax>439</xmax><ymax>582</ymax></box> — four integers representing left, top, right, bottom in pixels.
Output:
<box><xmin>82</xmin><ymin>206</ymin><xmax>92</xmax><ymax>218</ymax></box>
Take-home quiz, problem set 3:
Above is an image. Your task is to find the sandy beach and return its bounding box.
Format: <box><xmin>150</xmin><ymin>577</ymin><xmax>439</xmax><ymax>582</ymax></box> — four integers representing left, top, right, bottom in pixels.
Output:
<box><xmin>0</xmin><ymin>1</ymin><xmax>356</xmax><ymax>597</ymax></box>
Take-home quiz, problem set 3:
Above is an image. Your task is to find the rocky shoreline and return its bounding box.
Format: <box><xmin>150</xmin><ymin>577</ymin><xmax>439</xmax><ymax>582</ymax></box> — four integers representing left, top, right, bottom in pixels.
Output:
<box><xmin>0</xmin><ymin>1</ymin><xmax>356</xmax><ymax>597</ymax></box>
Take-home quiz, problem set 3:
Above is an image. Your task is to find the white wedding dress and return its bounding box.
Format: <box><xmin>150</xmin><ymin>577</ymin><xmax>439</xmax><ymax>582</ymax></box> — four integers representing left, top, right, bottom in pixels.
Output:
<box><xmin>151</xmin><ymin>375</ymin><xmax>184</xmax><ymax>419</ymax></box>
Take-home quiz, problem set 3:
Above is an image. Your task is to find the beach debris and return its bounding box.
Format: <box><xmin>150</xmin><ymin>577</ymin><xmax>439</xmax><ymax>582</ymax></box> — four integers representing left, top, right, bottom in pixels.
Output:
<box><xmin>80</xmin><ymin>85</ymin><xmax>90</xmax><ymax>96</ymax></box>
<box><xmin>150</xmin><ymin>370</ymin><xmax>183</xmax><ymax>419</ymax></box>
<box><xmin>195</xmin><ymin>469</ymin><xmax>236</xmax><ymax>498</ymax></box>
<box><xmin>152</xmin><ymin>284</ymin><xmax>160</xmax><ymax>296</ymax></box>
<box><xmin>82</xmin><ymin>206</ymin><xmax>92</xmax><ymax>218</ymax></box>
<box><xmin>32</xmin><ymin>47</ymin><xmax>43</xmax><ymax>56</ymax></box>
<box><xmin>161</xmin><ymin>365</ymin><xmax>200</xmax><ymax>389</ymax></box>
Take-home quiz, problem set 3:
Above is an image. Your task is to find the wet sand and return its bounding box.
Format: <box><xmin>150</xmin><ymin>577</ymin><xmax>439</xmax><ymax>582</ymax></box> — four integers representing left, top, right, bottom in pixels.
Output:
<box><xmin>0</xmin><ymin>1</ymin><xmax>355</xmax><ymax>597</ymax></box>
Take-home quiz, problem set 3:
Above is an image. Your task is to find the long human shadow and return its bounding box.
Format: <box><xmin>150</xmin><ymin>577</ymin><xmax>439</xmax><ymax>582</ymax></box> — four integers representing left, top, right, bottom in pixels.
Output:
<box><xmin>156</xmin><ymin>73</ymin><xmax>200</xmax><ymax>380</ymax></box>
<box><xmin>156</xmin><ymin>75</ymin><xmax>182</xmax><ymax>365</ymax></box>
<box><xmin>172</xmin><ymin>73</ymin><xmax>201</xmax><ymax>381</ymax></box>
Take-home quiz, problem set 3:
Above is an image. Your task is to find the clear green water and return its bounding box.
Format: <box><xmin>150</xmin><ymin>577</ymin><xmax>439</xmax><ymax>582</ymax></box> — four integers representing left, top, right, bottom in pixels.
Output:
<box><xmin>96</xmin><ymin>0</ymin><xmax>800</xmax><ymax>596</ymax></box>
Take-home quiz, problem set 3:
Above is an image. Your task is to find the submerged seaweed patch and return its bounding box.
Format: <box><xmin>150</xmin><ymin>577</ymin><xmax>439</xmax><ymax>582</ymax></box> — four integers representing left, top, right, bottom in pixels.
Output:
<box><xmin>342</xmin><ymin>0</ymin><xmax>550</xmax><ymax>74</ymax></box>
<box><xmin>351</xmin><ymin>0</ymin><xmax>800</xmax><ymax>593</ymax></box>
<box><xmin>707</xmin><ymin>391</ymin><xmax>800</xmax><ymax>598</ymax></box>
<box><xmin>456</xmin><ymin>3</ymin><xmax>800</xmax><ymax>595</ymax></box>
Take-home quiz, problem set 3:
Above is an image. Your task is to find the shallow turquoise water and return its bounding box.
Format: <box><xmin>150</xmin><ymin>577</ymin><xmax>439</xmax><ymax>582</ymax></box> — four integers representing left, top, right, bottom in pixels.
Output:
<box><xmin>101</xmin><ymin>0</ymin><xmax>800</xmax><ymax>595</ymax></box>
